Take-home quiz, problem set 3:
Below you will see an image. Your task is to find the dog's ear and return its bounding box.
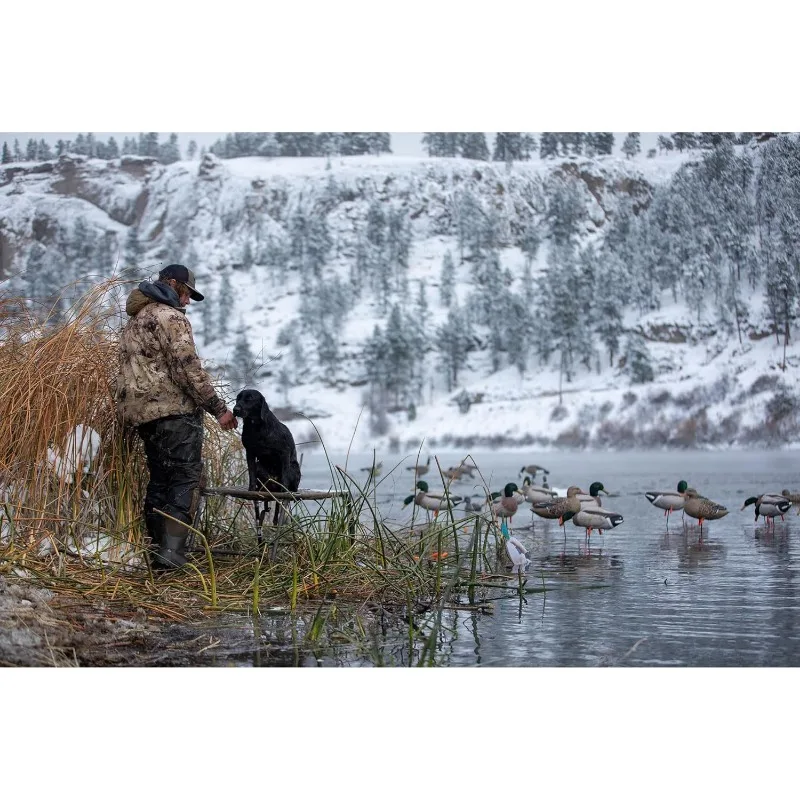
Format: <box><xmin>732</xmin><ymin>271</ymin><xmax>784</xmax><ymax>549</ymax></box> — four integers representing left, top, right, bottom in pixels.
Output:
<box><xmin>260</xmin><ymin>395</ymin><xmax>271</xmax><ymax>425</ymax></box>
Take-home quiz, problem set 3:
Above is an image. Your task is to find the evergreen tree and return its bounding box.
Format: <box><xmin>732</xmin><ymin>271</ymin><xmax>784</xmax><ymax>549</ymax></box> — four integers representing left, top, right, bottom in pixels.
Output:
<box><xmin>197</xmin><ymin>288</ymin><xmax>216</xmax><ymax>346</ymax></box>
<box><xmin>656</xmin><ymin>134</ymin><xmax>674</xmax><ymax>154</ymax></box>
<box><xmin>422</xmin><ymin>133</ymin><xmax>447</xmax><ymax>157</ymax></box>
<box><xmin>13</xmin><ymin>139</ymin><xmax>22</xmax><ymax>161</ymax></box>
<box><xmin>232</xmin><ymin>321</ymin><xmax>258</xmax><ymax>386</ymax></box>
<box><xmin>539</xmin><ymin>133</ymin><xmax>559</xmax><ymax>159</ymax></box>
<box><xmin>26</xmin><ymin>138</ymin><xmax>37</xmax><ymax>161</ymax></box>
<box><xmin>545</xmin><ymin>176</ymin><xmax>586</xmax><ymax>248</ymax></box>
<box><xmin>158</xmin><ymin>133</ymin><xmax>181</xmax><ymax>164</ymax></box>
<box><xmin>671</xmin><ymin>132</ymin><xmax>697</xmax><ymax>152</ymax></box>
<box><xmin>124</xmin><ymin>225</ymin><xmax>144</xmax><ymax>268</ymax></box>
<box><xmin>416</xmin><ymin>280</ymin><xmax>428</xmax><ymax>319</ymax></box>
<box><xmin>621</xmin><ymin>132</ymin><xmax>641</xmax><ymax>159</ymax></box>
<box><xmin>38</xmin><ymin>139</ymin><xmax>53</xmax><ymax>160</ymax></box>
<box><xmin>439</xmin><ymin>250</ymin><xmax>456</xmax><ymax>307</ymax></box>
<box><xmin>1</xmin><ymin>142</ymin><xmax>11</xmax><ymax>163</ymax></box>
<box><xmin>520</xmin><ymin>218</ymin><xmax>541</xmax><ymax>266</ymax></box>
<box><xmin>595</xmin><ymin>133</ymin><xmax>615</xmax><ymax>155</ymax></box>
<box><xmin>622</xmin><ymin>334</ymin><xmax>654</xmax><ymax>384</ymax></box>
<box><xmin>461</xmin><ymin>132</ymin><xmax>489</xmax><ymax>160</ymax></box>
<box><xmin>105</xmin><ymin>136</ymin><xmax>119</xmax><ymax>159</ymax></box>
<box><xmin>306</xmin><ymin>212</ymin><xmax>332</xmax><ymax>279</ymax></box>
<box><xmin>187</xmin><ymin>140</ymin><xmax>198</xmax><ymax>160</ymax></box>
<box><xmin>435</xmin><ymin>302</ymin><xmax>470</xmax><ymax>391</ymax></box>
<box><xmin>217</xmin><ymin>269</ymin><xmax>234</xmax><ymax>339</ymax></box>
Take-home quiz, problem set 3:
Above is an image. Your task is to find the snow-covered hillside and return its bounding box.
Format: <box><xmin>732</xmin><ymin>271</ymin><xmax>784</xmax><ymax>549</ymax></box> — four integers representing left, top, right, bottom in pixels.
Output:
<box><xmin>2</xmin><ymin>141</ymin><xmax>799</xmax><ymax>453</ymax></box>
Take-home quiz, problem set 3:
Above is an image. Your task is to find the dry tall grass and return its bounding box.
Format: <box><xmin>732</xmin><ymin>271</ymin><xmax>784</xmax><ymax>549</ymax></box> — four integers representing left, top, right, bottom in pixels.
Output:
<box><xmin>0</xmin><ymin>281</ymin><xmax>512</xmax><ymax>626</ymax></box>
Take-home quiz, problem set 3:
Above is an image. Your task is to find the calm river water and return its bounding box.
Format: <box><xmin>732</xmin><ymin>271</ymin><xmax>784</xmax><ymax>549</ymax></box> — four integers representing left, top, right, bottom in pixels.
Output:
<box><xmin>190</xmin><ymin>448</ymin><xmax>800</xmax><ymax>667</ymax></box>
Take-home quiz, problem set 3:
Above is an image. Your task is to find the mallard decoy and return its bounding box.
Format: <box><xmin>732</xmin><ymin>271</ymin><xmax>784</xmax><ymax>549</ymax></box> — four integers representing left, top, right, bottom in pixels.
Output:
<box><xmin>403</xmin><ymin>480</ymin><xmax>462</xmax><ymax>518</ymax></box>
<box><xmin>645</xmin><ymin>480</ymin><xmax>688</xmax><ymax>523</ymax></box>
<box><xmin>406</xmin><ymin>456</ymin><xmax>431</xmax><ymax>478</ymax></box>
<box><xmin>491</xmin><ymin>482</ymin><xmax>524</xmax><ymax>530</ymax></box>
<box><xmin>360</xmin><ymin>461</ymin><xmax>383</xmax><ymax>478</ymax></box>
<box><xmin>781</xmin><ymin>490</ymin><xmax>800</xmax><ymax>514</ymax></box>
<box><xmin>519</xmin><ymin>476</ymin><xmax>558</xmax><ymax>505</ymax></box>
<box><xmin>683</xmin><ymin>488</ymin><xmax>728</xmax><ymax>532</ymax></box>
<box><xmin>576</xmin><ymin>481</ymin><xmax>608</xmax><ymax>508</ymax></box>
<box><xmin>572</xmin><ymin>506</ymin><xmax>624</xmax><ymax>538</ymax></box>
<box><xmin>532</xmin><ymin>486</ymin><xmax>583</xmax><ymax>533</ymax></box>
<box><xmin>741</xmin><ymin>493</ymin><xmax>792</xmax><ymax>526</ymax></box>
<box><xmin>463</xmin><ymin>495</ymin><xmax>486</xmax><ymax>513</ymax></box>
<box><xmin>519</xmin><ymin>463</ymin><xmax>550</xmax><ymax>480</ymax></box>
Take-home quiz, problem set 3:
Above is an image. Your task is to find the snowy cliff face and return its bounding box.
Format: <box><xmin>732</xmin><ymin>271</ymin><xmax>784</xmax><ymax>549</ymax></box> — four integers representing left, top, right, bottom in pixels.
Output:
<box><xmin>1</xmin><ymin>146</ymin><xmax>799</xmax><ymax>454</ymax></box>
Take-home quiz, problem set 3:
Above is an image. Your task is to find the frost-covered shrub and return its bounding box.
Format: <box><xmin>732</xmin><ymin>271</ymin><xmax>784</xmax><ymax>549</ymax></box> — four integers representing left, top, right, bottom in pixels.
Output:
<box><xmin>550</xmin><ymin>404</ymin><xmax>569</xmax><ymax>422</ymax></box>
<box><xmin>621</xmin><ymin>391</ymin><xmax>638</xmax><ymax>409</ymax></box>
<box><xmin>649</xmin><ymin>389</ymin><xmax>672</xmax><ymax>407</ymax></box>
<box><xmin>749</xmin><ymin>374</ymin><xmax>782</xmax><ymax>396</ymax></box>
<box><xmin>598</xmin><ymin>401</ymin><xmax>614</xmax><ymax>420</ymax></box>
<box><xmin>554</xmin><ymin>424</ymin><xmax>589</xmax><ymax>448</ymax></box>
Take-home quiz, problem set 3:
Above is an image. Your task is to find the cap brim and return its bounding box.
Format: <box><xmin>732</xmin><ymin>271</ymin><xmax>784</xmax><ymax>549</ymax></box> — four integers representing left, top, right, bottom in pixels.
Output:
<box><xmin>188</xmin><ymin>288</ymin><xmax>204</xmax><ymax>301</ymax></box>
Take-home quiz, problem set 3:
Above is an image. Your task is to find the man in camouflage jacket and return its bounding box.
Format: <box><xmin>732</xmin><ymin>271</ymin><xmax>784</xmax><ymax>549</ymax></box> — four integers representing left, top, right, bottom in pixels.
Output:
<box><xmin>117</xmin><ymin>263</ymin><xmax>237</xmax><ymax>569</ymax></box>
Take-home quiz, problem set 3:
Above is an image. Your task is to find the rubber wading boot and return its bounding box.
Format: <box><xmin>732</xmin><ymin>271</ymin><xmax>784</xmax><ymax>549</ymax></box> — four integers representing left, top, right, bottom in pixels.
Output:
<box><xmin>145</xmin><ymin>511</ymin><xmax>164</xmax><ymax>550</ymax></box>
<box><xmin>153</xmin><ymin>518</ymin><xmax>189</xmax><ymax>570</ymax></box>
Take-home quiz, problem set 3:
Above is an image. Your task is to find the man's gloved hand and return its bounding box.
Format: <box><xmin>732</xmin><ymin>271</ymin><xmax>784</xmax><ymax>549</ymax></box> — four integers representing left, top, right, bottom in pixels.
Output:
<box><xmin>217</xmin><ymin>409</ymin><xmax>238</xmax><ymax>431</ymax></box>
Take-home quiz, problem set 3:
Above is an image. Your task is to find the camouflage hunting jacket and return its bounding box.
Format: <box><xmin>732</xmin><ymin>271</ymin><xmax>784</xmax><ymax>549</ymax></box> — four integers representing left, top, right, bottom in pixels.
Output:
<box><xmin>116</xmin><ymin>281</ymin><xmax>227</xmax><ymax>426</ymax></box>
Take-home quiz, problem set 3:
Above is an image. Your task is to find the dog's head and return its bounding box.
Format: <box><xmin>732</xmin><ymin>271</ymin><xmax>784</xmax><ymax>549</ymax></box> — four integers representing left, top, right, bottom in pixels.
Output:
<box><xmin>233</xmin><ymin>389</ymin><xmax>271</xmax><ymax>423</ymax></box>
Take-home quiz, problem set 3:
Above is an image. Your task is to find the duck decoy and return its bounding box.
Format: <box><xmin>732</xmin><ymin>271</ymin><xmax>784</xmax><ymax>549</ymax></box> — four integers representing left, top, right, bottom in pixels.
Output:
<box><xmin>405</xmin><ymin>456</ymin><xmax>431</xmax><ymax>478</ymax></box>
<box><xmin>683</xmin><ymin>488</ymin><xmax>728</xmax><ymax>533</ymax></box>
<box><xmin>741</xmin><ymin>493</ymin><xmax>792</xmax><ymax>527</ymax></box>
<box><xmin>645</xmin><ymin>479</ymin><xmax>688</xmax><ymax>526</ymax></box>
<box><xmin>532</xmin><ymin>486</ymin><xmax>583</xmax><ymax>534</ymax></box>
<box><xmin>572</xmin><ymin>506</ymin><xmax>624</xmax><ymax>538</ymax></box>
<box><xmin>403</xmin><ymin>480</ymin><xmax>462</xmax><ymax>519</ymax></box>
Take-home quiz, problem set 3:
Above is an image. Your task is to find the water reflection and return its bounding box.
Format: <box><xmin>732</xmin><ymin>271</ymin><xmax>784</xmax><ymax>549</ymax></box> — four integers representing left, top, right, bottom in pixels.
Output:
<box><xmin>176</xmin><ymin>449</ymin><xmax>800</xmax><ymax>666</ymax></box>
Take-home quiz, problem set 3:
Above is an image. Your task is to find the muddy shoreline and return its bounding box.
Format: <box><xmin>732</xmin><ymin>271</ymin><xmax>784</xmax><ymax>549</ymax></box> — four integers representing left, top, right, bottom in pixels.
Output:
<box><xmin>0</xmin><ymin>575</ymin><xmax>263</xmax><ymax>667</ymax></box>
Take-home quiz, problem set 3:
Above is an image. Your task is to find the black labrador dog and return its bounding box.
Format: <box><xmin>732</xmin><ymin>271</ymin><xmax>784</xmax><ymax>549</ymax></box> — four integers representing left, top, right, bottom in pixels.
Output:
<box><xmin>232</xmin><ymin>389</ymin><xmax>301</xmax><ymax>536</ymax></box>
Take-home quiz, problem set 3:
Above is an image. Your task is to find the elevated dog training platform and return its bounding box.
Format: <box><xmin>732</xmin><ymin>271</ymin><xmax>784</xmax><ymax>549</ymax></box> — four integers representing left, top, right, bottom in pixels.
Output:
<box><xmin>202</xmin><ymin>486</ymin><xmax>349</xmax><ymax>501</ymax></box>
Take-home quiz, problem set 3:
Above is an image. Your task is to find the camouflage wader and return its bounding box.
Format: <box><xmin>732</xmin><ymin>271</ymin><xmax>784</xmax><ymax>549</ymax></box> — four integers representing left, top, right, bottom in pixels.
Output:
<box><xmin>137</xmin><ymin>410</ymin><xmax>204</xmax><ymax>553</ymax></box>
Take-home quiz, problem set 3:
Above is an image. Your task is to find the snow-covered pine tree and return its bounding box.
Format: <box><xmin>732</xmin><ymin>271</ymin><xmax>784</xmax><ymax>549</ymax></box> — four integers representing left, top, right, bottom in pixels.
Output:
<box><xmin>622</xmin><ymin>333</ymin><xmax>655</xmax><ymax>384</ymax></box>
<box><xmin>158</xmin><ymin>133</ymin><xmax>181</xmax><ymax>164</ymax></box>
<box><xmin>621</xmin><ymin>132</ymin><xmax>641</xmax><ymax>159</ymax></box>
<box><xmin>461</xmin><ymin>133</ymin><xmax>489</xmax><ymax>160</ymax></box>
<box><xmin>2</xmin><ymin>142</ymin><xmax>12</xmax><ymax>163</ymax></box>
<box><xmin>439</xmin><ymin>250</ymin><xmax>456</xmax><ymax>307</ymax></box>
<box><xmin>124</xmin><ymin>225</ymin><xmax>144</xmax><ymax>269</ymax></box>
<box><xmin>217</xmin><ymin>269</ymin><xmax>234</xmax><ymax>339</ymax></box>
<box><xmin>232</xmin><ymin>321</ymin><xmax>259</xmax><ymax>386</ymax></box>
<box><xmin>187</xmin><ymin>140</ymin><xmax>198</xmax><ymax>160</ymax></box>
<box><xmin>595</xmin><ymin>133</ymin><xmax>615</xmax><ymax>155</ymax></box>
<box><xmin>539</xmin><ymin>133</ymin><xmax>559</xmax><ymax>159</ymax></box>
<box><xmin>435</xmin><ymin>302</ymin><xmax>470</xmax><ymax>391</ymax></box>
<box><xmin>422</xmin><ymin>133</ymin><xmax>447</xmax><ymax>157</ymax></box>
<box><xmin>26</xmin><ymin>139</ymin><xmax>37</xmax><ymax>161</ymax></box>
<box><xmin>671</xmin><ymin>132</ymin><xmax>697</xmax><ymax>152</ymax></box>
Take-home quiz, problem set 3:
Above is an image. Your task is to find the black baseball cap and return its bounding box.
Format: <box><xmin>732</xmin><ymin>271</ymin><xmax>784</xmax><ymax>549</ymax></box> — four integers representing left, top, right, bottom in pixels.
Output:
<box><xmin>159</xmin><ymin>263</ymin><xmax>204</xmax><ymax>301</ymax></box>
